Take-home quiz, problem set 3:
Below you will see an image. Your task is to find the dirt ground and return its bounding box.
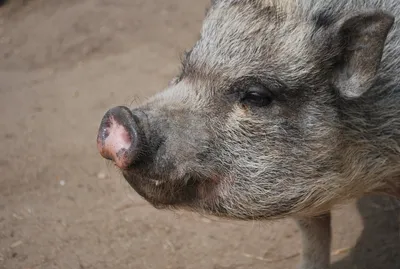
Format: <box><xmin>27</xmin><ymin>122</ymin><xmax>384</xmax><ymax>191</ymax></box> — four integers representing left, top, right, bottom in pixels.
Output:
<box><xmin>0</xmin><ymin>1</ymin><xmax>399</xmax><ymax>269</ymax></box>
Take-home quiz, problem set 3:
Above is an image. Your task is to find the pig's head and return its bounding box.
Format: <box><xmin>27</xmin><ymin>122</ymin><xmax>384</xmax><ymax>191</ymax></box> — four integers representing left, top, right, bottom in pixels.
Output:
<box><xmin>97</xmin><ymin>0</ymin><xmax>394</xmax><ymax>219</ymax></box>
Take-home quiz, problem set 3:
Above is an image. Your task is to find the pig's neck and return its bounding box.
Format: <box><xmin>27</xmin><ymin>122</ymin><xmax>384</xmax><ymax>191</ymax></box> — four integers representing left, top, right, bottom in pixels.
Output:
<box><xmin>339</xmin><ymin>83</ymin><xmax>400</xmax><ymax>197</ymax></box>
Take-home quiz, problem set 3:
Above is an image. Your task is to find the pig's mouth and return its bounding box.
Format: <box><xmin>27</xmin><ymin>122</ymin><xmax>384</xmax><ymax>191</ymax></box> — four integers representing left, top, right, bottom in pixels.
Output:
<box><xmin>123</xmin><ymin>169</ymin><xmax>222</xmax><ymax>208</ymax></box>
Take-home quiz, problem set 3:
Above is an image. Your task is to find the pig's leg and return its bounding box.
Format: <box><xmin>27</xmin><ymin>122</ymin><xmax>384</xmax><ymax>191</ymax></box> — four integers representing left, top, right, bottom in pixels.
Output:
<box><xmin>296</xmin><ymin>213</ymin><xmax>331</xmax><ymax>269</ymax></box>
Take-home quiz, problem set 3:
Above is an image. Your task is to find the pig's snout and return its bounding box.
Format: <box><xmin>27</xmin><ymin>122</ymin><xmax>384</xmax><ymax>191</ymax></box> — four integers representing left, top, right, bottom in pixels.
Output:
<box><xmin>97</xmin><ymin>106</ymin><xmax>143</xmax><ymax>170</ymax></box>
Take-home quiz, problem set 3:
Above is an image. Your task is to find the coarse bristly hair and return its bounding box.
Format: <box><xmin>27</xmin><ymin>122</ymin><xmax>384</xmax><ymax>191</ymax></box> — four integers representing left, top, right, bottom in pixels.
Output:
<box><xmin>118</xmin><ymin>0</ymin><xmax>400</xmax><ymax>221</ymax></box>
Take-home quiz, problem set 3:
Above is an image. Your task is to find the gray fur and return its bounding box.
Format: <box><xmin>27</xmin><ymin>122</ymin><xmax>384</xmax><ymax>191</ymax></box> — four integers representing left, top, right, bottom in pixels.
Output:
<box><xmin>106</xmin><ymin>0</ymin><xmax>400</xmax><ymax>268</ymax></box>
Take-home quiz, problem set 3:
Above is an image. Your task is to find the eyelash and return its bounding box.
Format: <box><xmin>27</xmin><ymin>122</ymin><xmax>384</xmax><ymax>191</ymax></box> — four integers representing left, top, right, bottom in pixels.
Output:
<box><xmin>240</xmin><ymin>83</ymin><xmax>274</xmax><ymax>107</ymax></box>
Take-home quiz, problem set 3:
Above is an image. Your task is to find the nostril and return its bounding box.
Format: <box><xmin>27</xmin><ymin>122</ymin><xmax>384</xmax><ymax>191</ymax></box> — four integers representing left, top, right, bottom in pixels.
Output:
<box><xmin>98</xmin><ymin>119</ymin><xmax>111</xmax><ymax>145</ymax></box>
<box><xmin>97</xmin><ymin>106</ymin><xmax>142</xmax><ymax>169</ymax></box>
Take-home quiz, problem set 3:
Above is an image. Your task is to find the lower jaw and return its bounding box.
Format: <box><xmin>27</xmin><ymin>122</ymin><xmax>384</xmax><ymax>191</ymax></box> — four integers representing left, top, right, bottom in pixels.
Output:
<box><xmin>123</xmin><ymin>169</ymin><xmax>226</xmax><ymax>204</ymax></box>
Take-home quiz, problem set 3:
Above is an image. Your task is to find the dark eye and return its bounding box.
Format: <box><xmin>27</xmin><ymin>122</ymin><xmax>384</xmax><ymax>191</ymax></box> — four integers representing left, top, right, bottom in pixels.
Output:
<box><xmin>241</xmin><ymin>84</ymin><xmax>273</xmax><ymax>107</ymax></box>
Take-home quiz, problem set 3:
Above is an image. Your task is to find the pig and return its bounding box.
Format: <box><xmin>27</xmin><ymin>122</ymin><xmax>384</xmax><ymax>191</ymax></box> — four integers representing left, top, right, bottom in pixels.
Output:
<box><xmin>96</xmin><ymin>0</ymin><xmax>400</xmax><ymax>268</ymax></box>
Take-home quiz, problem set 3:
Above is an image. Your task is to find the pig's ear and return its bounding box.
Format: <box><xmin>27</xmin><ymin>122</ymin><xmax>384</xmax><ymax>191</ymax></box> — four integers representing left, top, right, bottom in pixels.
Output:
<box><xmin>332</xmin><ymin>11</ymin><xmax>394</xmax><ymax>99</ymax></box>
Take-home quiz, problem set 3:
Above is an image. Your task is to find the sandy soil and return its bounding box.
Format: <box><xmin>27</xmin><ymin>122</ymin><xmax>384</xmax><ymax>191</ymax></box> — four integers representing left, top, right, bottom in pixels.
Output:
<box><xmin>0</xmin><ymin>1</ymin><xmax>399</xmax><ymax>269</ymax></box>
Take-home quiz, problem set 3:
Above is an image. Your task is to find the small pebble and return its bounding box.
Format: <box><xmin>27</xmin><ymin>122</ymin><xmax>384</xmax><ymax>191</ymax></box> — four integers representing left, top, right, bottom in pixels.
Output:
<box><xmin>97</xmin><ymin>172</ymin><xmax>106</xmax><ymax>179</ymax></box>
<box><xmin>201</xmin><ymin>218</ymin><xmax>211</xmax><ymax>223</ymax></box>
<box><xmin>10</xmin><ymin>241</ymin><xmax>22</xmax><ymax>249</ymax></box>
<box><xmin>59</xmin><ymin>180</ymin><xmax>65</xmax><ymax>186</ymax></box>
<box><xmin>12</xmin><ymin>214</ymin><xmax>23</xmax><ymax>220</ymax></box>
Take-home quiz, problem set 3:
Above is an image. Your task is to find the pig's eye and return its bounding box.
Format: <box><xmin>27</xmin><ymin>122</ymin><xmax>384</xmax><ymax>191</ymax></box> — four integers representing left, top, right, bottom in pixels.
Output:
<box><xmin>241</xmin><ymin>85</ymin><xmax>273</xmax><ymax>107</ymax></box>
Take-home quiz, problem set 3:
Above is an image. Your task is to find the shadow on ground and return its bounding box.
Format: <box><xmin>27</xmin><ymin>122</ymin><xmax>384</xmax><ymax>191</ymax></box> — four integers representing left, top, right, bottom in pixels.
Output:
<box><xmin>332</xmin><ymin>195</ymin><xmax>400</xmax><ymax>269</ymax></box>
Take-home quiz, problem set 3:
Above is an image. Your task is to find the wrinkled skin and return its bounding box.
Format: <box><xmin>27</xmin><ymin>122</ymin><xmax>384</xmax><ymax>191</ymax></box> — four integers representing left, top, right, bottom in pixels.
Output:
<box><xmin>121</xmin><ymin>0</ymin><xmax>400</xmax><ymax>220</ymax></box>
<box><xmin>98</xmin><ymin>0</ymin><xmax>400</xmax><ymax>268</ymax></box>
